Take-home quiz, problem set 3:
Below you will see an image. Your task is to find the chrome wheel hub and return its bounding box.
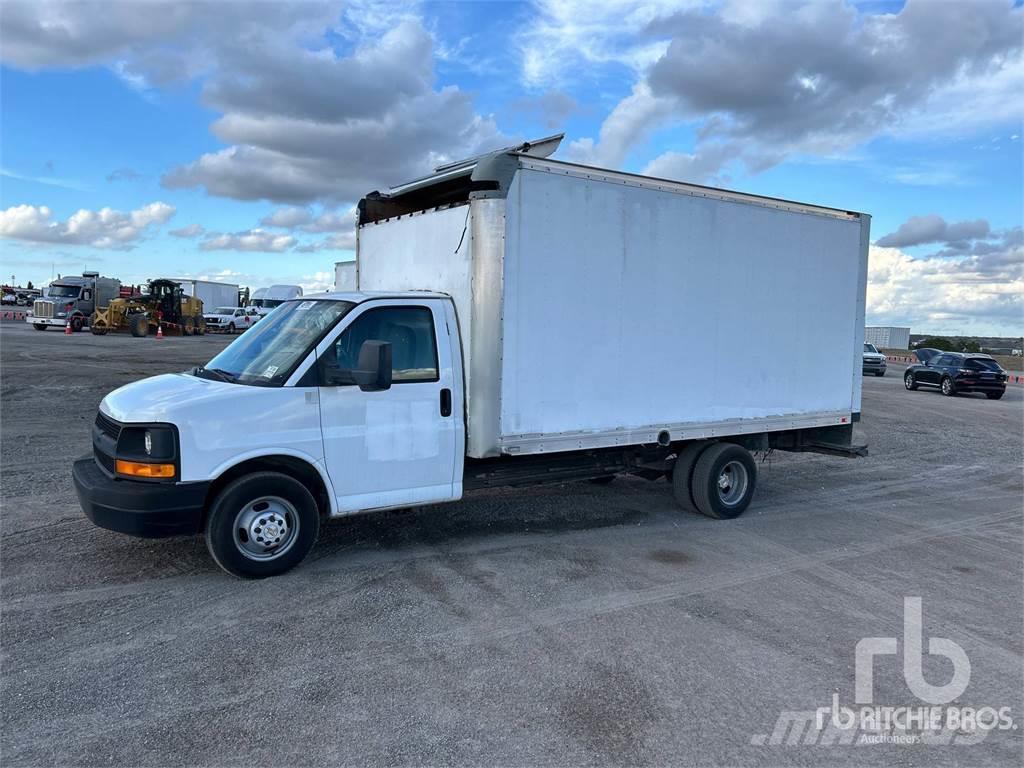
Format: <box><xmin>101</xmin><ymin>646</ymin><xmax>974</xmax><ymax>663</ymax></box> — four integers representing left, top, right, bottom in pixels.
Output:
<box><xmin>716</xmin><ymin>461</ymin><xmax>749</xmax><ymax>507</ymax></box>
<box><xmin>232</xmin><ymin>496</ymin><xmax>299</xmax><ymax>561</ymax></box>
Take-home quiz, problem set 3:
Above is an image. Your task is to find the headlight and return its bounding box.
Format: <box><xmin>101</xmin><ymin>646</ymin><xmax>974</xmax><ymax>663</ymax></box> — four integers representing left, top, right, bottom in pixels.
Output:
<box><xmin>115</xmin><ymin>424</ymin><xmax>177</xmax><ymax>479</ymax></box>
<box><xmin>57</xmin><ymin>311</ymin><xmax>67</xmax><ymax>317</ymax></box>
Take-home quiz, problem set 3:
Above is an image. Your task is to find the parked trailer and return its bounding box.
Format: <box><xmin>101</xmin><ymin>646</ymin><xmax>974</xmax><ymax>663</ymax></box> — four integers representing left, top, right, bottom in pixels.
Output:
<box><xmin>73</xmin><ymin>138</ymin><xmax>869</xmax><ymax>578</ymax></box>
<box><xmin>169</xmin><ymin>279</ymin><xmax>239</xmax><ymax>312</ymax></box>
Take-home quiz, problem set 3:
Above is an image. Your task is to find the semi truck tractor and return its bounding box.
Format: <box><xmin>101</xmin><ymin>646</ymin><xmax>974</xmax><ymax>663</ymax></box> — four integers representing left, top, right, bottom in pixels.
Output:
<box><xmin>73</xmin><ymin>141</ymin><xmax>870</xmax><ymax>578</ymax></box>
<box><xmin>28</xmin><ymin>272</ymin><xmax>120</xmax><ymax>331</ymax></box>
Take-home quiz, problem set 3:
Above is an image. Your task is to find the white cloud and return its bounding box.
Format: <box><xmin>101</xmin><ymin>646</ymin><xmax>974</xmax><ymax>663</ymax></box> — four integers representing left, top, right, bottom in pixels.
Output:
<box><xmin>199</xmin><ymin>228</ymin><xmax>296</xmax><ymax>253</ymax></box>
<box><xmin>867</xmin><ymin>236</ymin><xmax>1023</xmax><ymax>335</ymax></box>
<box><xmin>570</xmin><ymin>0</ymin><xmax>1023</xmax><ymax>180</ymax></box>
<box><xmin>169</xmin><ymin>223</ymin><xmax>206</xmax><ymax>238</ymax></box>
<box><xmin>294</xmin><ymin>232</ymin><xmax>356</xmax><ymax>253</ymax></box>
<box><xmin>259</xmin><ymin>206</ymin><xmax>355</xmax><ymax>234</ymax></box>
<box><xmin>0</xmin><ymin>202</ymin><xmax>174</xmax><ymax>249</ymax></box>
<box><xmin>516</xmin><ymin>0</ymin><xmax>687</xmax><ymax>88</ymax></box>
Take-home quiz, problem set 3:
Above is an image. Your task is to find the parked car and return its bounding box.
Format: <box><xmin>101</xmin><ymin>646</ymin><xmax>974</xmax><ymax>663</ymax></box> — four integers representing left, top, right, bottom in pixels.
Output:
<box><xmin>903</xmin><ymin>352</ymin><xmax>1007</xmax><ymax>399</ymax></box>
<box><xmin>912</xmin><ymin>347</ymin><xmax>940</xmax><ymax>364</ymax></box>
<box><xmin>203</xmin><ymin>306</ymin><xmax>258</xmax><ymax>333</ymax></box>
<box><xmin>863</xmin><ymin>342</ymin><xmax>886</xmax><ymax>376</ymax></box>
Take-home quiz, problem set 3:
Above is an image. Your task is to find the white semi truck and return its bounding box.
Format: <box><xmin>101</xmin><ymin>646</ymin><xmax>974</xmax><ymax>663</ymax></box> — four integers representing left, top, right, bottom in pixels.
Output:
<box><xmin>74</xmin><ymin>141</ymin><xmax>869</xmax><ymax>578</ymax></box>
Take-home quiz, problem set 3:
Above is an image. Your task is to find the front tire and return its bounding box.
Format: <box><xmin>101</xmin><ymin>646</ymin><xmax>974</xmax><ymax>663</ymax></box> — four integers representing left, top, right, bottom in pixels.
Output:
<box><xmin>129</xmin><ymin>313</ymin><xmax>148</xmax><ymax>337</ymax></box>
<box><xmin>904</xmin><ymin>373</ymin><xmax>917</xmax><ymax>390</ymax></box>
<box><xmin>690</xmin><ymin>443</ymin><xmax>757</xmax><ymax>519</ymax></box>
<box><xmin>228</xmin><ymin>322</ymin><xmax>236</xmax><ymax>334</ymax></box>
<box><xmin>32</xmin><ymin>323</ymin><xmax>47</xmax><ymax>331</ymax></box>
<box><xmin>70</xmin><ymin>314</ymin><xmax>85</xmax><ymax>333</ymax></box>
<box><xmin>941</xmin><ymin>377</ymin><xmax>956</xmax><ymax>396</ymax></box>
<box><xmin>875</xmin><ymin>370</ymin><xmax>885</xmax><ymax>377</ymax></box>
<box><xmin>205</xmin><ymin>472</ymin><xmax>320</xmax><ymax>579</ymax></box>
<box><xmin>986</xmin><ymin>391</ymin><xmax>1004</xmax><ymax>400</ymax></box>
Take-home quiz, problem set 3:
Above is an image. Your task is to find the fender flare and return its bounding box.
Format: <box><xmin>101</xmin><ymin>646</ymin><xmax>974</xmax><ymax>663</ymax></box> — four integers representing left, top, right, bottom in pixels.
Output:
<box><xmin>206</xmin><ymin>449</ymin><xmax>339</xmax><ymax>517</ymax></box>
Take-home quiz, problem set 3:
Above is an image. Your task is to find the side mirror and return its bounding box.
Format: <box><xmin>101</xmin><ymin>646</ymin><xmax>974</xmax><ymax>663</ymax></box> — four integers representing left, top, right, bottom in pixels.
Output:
<box><xmin>352</xmin><ymin>340</ymin><xmax>392</xmax><ymax>392</ymax></box>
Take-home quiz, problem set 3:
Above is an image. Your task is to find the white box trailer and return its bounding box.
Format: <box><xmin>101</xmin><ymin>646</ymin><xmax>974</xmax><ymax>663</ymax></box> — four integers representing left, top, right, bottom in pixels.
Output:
<box><xmin>358</xmin><ymin>150</ymin><xmax>869</xmax><ymax>460</ymax></box>
<box><xmin>170</xmin><ymin>279</ymin><xmax>239</xmax><ymax>311</ymax></box>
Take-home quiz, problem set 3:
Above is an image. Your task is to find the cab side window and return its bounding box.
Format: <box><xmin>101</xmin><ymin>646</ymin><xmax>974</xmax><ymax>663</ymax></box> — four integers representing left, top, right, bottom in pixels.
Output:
<box><xmin>326</xmin><ymin>306</ymin><xmax>438</xmax><ymax>384</ymax></box>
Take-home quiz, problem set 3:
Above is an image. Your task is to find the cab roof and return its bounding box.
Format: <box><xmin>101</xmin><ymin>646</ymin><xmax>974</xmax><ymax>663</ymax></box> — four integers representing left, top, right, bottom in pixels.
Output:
<box><xmin>302</xmin><ymin>290</ymin><xmax>451</xmax><ymax>303</ymax></box>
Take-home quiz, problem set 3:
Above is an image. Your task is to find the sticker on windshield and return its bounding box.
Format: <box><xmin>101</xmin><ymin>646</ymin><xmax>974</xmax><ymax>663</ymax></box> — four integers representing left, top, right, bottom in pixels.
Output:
<box><xmin>295</xmin><ymin>301</ymin><xmax>316</xmax><ymax>311</ymax></box>
<box><xmin>261</xmin><ymin>365</ymin><xmax>279</xmax><ymax>378</ymax></box>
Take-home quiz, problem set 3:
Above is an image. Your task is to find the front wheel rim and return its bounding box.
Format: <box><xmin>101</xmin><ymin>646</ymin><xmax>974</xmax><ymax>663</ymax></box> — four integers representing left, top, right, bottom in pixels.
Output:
<box><xmin>232</xmin><ymin>496</ymin><xmax>300</xmax><ymax>561</ymax></box>
<box><xmin>905</xmin><ymin>375</ymin><xmax>913</xmax><ymax>389</ymax></box>
<box><xmin>716</xmin><ymin>460</ymin><xmax>749</xmax><ymax>507</ymax></box>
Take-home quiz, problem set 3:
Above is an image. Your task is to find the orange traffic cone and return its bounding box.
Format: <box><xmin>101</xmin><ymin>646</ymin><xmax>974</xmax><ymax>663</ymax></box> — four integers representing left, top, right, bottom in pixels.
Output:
<box><xmin>156</xmin><ymin>323</ymin><xmax>164</xmax><ymax>340</ymax></box>
<box><xmin>64</xmin><ymin>321</ymin><xmax>72</xmax><ymax>335</ymax></box>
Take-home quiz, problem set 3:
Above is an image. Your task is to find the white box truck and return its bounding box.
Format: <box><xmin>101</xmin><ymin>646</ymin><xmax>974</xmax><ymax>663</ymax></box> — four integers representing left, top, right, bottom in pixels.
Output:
<box><xmin>170</xmin><ymin>279</ymin><xmax>239</xmax><ymax>312</ymax></box>
<box><xmin>73</xmin><ymin>142</ymin><xmax>869</xmax><ymax>578</ymax></box>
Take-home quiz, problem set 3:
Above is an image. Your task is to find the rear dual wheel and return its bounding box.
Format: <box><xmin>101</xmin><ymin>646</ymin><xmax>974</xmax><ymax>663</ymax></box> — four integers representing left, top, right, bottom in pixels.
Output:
<box><xmin>672</xmin><ymin>442</ymin><xmax>757</xmax><ymax>519</ymax></box>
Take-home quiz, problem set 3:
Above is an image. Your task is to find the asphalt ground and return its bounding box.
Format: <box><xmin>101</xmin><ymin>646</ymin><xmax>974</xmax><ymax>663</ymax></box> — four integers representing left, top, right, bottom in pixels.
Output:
<box><xmin>2</xmin><ymin>320</ymin><xmax>1022</xmax><ymax>767</ymax></box>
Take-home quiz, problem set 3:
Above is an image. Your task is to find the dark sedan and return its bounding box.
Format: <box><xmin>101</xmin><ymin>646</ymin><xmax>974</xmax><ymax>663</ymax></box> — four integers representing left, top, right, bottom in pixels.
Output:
<box><xmin>904</xmin><ymin>352</ymin><xmax>1008</xmax><ymax>399</ymax></box>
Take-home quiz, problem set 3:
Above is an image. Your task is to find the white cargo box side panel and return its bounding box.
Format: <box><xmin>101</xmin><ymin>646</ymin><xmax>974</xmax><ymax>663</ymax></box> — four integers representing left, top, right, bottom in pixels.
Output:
<box><xmin>358</xmin><ymin>203</ymin><xmax>474</xmax><ymax>359</ymax></box>
<box><xmin>501</xmin><ymin>168</ymin><xmax>864</xmax><ymax>448</ymax></box>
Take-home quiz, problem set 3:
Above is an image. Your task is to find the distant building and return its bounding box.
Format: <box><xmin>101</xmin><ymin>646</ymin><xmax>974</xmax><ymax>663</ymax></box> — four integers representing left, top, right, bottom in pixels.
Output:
<box><xmin>865</xmin><ymin>326</ymin><xmax>910</xmax><ymax>350</ymax></box>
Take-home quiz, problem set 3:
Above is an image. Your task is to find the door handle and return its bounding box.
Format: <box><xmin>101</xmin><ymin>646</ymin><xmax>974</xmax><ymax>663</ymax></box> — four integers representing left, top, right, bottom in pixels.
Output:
<box><xmin>440</xmin><ymin>388</ymin><xmax>452</xmax><ymax>417</ymax></box>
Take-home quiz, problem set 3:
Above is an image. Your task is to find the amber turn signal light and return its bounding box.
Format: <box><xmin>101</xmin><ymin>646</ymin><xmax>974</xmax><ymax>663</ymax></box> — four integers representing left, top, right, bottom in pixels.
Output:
<box><xmin>115</xmin><ymin>460</ymin><xmax>175</xmax><ymax>479</ymax></box>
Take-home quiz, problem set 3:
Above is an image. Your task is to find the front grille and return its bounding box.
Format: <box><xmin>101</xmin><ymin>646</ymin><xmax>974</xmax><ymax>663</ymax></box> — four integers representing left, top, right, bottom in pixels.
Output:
<box><xmin>95</xmin><ymin>411</ymin><xmax>121</xmax><ymax>440</ymax></box>
<box><xmin>33</xmin><ymin>299</ymin><xmax>54</xmax><ymax>318</ymax></box>
<box><xmin>93</xmin><ymin>411</ymin><xmax>121</xmax><ymax>477</ymax></box>
<box><xmin>94</xmin><ymin>446</ymin><xmax>116</xmax><ymax>474</ymax></box>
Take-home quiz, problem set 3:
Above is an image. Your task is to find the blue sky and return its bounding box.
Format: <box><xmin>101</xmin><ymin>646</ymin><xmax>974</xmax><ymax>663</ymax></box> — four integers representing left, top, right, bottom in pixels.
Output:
<box><xmin>1</xmin><ymin>0</ymin><xmax>1021</xmax><ymax>335</ymax></box>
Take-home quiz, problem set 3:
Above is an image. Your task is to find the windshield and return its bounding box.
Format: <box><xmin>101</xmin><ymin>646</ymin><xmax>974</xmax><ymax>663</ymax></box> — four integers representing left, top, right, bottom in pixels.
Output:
<box><xmin>48</xmin><ymin>285</ymin><xmax>81</xmax><ymax>298</ymax></box>
<box><xmin>263</xmin><ymin>299</ymin><xmax>287</xmax><ymax>308</ymax></box>
<box><xmin>864</xmin><ymin>343</ymin><xmax>878</xmax><ymax>353</ymax></box>
<box><xmin>213</xmin><ymin>307</ymin><xmax>237</xmax><ymax>315</ymax></box>
<box><xmin>200</xmin><ymin>299</ymin><xmax>355</xmax><ymax>386</ymax></box>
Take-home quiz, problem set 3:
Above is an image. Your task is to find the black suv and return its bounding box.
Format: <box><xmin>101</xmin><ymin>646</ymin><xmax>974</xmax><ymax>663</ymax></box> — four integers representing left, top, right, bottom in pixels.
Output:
<box><xmin>904</xmin><ymin>352</ymin><xmax>1007</xmax><ymax>399</ymax></box>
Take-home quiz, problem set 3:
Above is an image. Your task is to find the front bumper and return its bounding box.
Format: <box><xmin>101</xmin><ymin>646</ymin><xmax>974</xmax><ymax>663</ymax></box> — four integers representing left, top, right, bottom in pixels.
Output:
<box><xmin>26</xmin><ymin>316</ymin><xmax>70</xmax><ymax>327</ymax></box>
<box><xmin>862</xmin><ymin>359</ymin><xmax>887</xmax><ymax>373</ymax></box>
<box><xmin>73</xmin><ymin>456</ymin><xmax>209</xmax><ymax>538</ymax></box>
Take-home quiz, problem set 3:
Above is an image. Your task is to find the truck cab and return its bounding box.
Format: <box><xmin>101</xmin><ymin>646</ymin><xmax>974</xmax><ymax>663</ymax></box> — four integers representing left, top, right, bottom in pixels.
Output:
<box><xmin>73</xmin><ymin>292</ymin><xmax>463</xmax><ymax>578</ymax></box>
<box><xmin>28</xmin><ymin>272</ymin><xmax>120</xmax><ymax>332</ymax></box>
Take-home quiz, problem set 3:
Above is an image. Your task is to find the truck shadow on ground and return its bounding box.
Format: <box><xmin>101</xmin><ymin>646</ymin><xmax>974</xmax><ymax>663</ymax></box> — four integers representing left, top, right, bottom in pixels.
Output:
<box><xmin>312</xmin><ymin>478</ymin><xmax>662</xmax><ymax>562</ymax></box>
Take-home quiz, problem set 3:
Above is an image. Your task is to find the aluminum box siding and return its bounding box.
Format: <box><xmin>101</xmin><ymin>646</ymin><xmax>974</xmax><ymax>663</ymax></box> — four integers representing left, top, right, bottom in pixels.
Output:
<box><xmin>498</xmin><ymin>167</ymin><xmax>864</xmax><ymax>441</ymax></box>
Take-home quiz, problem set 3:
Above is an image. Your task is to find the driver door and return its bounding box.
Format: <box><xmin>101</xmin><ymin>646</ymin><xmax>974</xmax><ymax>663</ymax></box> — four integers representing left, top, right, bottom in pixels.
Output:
<box><xmin>315</xmin><ymin>299</ymin><xmax>461</xmax><ymax>513</ymax></box>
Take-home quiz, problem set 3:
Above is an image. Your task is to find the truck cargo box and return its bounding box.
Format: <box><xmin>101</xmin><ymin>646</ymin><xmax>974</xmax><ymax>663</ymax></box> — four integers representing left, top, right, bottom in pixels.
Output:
<box><xmin>358</xmin><ymin>153</ymin><xmax>869</xmax><ymax>459</ymax></box>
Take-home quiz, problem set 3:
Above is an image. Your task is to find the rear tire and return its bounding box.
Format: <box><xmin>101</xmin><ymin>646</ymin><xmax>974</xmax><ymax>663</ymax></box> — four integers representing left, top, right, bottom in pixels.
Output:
<box><xmin>690</xmin><ymin>443</ymin><xmax>757</xmax><ymax>520</ymax></box>
<box><xmin>129</xmin><ymin>313</ymin><xmax>148</xmax><ymax>337</ymax></box>
<box><xmin>941</xmin><ymin>377</ymin><xmax>956</xmax><ymax>396</ymax></box>
<box><xmin>671</xmin><ymin>441</ymin><xmax>708</xmax><ymax>513</ymax></box>
<box><xmin>205</xmin><ymin>472</ymin><xmax>320</xmax><ymax>579</ymax></box>
<box><xmin>904</xmin><ymin>373</ymin><xmax>917</xmax><ymax>390</ymax></box>
<box><xmin>985</xmin><ymin>391</ymin><xmax>1004</xmax><ymax>400</ymax></box>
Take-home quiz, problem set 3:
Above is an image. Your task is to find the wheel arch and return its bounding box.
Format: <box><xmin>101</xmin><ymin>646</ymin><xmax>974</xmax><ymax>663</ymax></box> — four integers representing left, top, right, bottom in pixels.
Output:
<box><xmin>204</xmin><ymin>453</ymin><xmax>336</xmax><ymax>523</ymax></box>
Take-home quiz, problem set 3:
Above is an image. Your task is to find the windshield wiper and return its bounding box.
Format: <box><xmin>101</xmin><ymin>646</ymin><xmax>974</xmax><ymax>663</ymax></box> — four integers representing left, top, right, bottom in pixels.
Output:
<box><xmin>191</xmin><ymin>366</ymin><xmax>237</xmax><ymax>383</ymax></box>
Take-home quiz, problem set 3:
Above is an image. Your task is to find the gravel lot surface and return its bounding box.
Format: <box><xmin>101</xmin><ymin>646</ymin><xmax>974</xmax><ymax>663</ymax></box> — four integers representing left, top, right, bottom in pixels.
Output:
<box><xmin>2</xmin><ymin>321</ymin><xmax>1021</xmax><ymax>766</ymax></box>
